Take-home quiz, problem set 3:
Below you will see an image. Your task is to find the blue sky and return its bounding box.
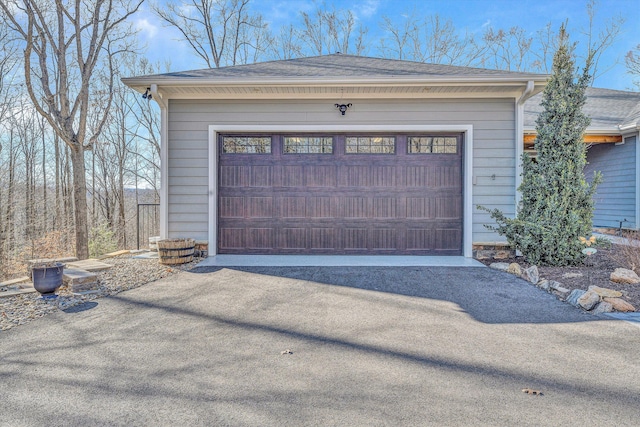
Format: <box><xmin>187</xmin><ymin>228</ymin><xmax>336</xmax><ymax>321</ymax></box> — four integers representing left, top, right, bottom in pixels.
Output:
<box><xmin>133</xmin><ymin>0</ymin><xmax>639</xmax><ymax>90</ymax></box>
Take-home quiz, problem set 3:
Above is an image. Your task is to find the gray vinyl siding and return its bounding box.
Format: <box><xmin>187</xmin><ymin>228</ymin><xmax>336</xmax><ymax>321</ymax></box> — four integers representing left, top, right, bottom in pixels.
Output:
<box><xmin>167</xmin><ymin>98</ymin><xmax>516</xmax><ymax>243</ymax></box>
<box><xmin>585</xmin><ymin>135</ymin><xmax>637</xmax><ymax>229</ymax></box>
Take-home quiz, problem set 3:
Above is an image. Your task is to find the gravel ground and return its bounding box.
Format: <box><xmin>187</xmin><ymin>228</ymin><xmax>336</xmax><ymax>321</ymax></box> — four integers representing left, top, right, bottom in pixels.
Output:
<box><xmin>0</xmin><ymin>254</ymin><xmax>202</xmax><ymax>332</ymax></box>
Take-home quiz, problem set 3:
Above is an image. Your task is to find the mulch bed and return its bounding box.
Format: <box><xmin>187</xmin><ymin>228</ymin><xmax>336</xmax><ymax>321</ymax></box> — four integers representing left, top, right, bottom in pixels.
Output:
<box><xmin>477</xmin><ymin>244</ymin><xmax>640</xmax><ymax>311</ymax></box>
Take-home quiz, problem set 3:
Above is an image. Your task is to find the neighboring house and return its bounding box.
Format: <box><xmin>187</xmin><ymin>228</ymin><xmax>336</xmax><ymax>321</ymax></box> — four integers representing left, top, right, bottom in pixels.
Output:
<box><xmin>123</xmin><ymin>54</ymin><xmax>549</xmax><ymax>258</ymax></box>
<box><xmin>524</xmin><ymin>88</ymin><xmax>640</xmax><ymax>230</ymax></box>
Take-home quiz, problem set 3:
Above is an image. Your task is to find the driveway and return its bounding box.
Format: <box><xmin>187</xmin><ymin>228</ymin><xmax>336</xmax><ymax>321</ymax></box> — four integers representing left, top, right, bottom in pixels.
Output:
<box><xmin>1</xmin><ymin>266</ymin><xmax>639</xmax><ymax>426</ymax></box>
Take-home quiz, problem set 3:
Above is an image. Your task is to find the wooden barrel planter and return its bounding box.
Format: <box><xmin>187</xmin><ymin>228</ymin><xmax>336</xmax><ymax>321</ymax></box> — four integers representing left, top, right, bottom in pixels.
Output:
<box><xmin>157</xmin><ymin>238</ymin><xmax>195</xmax><ymax>265</ymax></box>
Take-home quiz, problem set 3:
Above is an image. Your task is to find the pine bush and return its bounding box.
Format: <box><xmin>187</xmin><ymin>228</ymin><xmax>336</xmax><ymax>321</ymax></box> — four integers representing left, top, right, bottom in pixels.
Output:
<box><xmin>480</xmin><ymin>26</ymin><xmax>601</xmax><ymax>266</ymax></box>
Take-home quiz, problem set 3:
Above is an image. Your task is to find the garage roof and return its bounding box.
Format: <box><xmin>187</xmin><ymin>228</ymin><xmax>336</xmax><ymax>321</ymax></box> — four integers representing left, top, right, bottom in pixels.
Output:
<box><xmin>122</xmin><ymin>54</ymin><xmax>548</xmax><ymax>100</ymax></box>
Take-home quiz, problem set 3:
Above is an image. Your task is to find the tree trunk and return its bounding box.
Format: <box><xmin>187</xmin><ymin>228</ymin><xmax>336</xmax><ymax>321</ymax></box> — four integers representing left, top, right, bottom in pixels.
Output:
<box><xmin>54</xmin><ymin>134</ymin><xmax>61</xmax><ymax>231</ymax></box>
<box><xmin>70</xmin><ymin>145</ymin><xmax>89</xmax><ymax>259</ymax></box>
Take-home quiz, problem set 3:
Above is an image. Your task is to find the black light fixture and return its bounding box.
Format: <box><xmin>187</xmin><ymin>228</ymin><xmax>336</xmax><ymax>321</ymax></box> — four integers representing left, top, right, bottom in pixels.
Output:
<box><xmin>335</xmin><ymin>103</ymin><xmax>352</xmax><ymax>115</ymax></box>
<box><xmin>142</xmin><ymin>87</ymin><xmax>152</xmax><ymax>100</ymax></box>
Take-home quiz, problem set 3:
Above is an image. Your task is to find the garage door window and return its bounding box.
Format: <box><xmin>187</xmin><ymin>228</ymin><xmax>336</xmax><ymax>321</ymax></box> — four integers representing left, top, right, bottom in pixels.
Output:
<box><xmin>222</xmin><ymin>136</ymin><xmax>272</xmax><ymax>154</ymax></box>
<box><xmin>346</xmin><ymin>136</ymin><xmax>395</xmax><ymax>154</ymax></box>
<box><xmin>284</xmin><ymin>136</ymin><xmax>333</xmax><ymax>154</ymax></box>
<box><xmin>408</xmin><ymin>136</ymin><xmax>457</xmax><ymax>154</ymax></box>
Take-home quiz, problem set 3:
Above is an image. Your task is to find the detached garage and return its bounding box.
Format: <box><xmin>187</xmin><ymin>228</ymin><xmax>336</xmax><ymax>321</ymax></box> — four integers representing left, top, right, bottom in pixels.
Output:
<box><xmin>123</xmin><ymin>54</ymin><xmax>548</xmax><ymax>258</ymax></box>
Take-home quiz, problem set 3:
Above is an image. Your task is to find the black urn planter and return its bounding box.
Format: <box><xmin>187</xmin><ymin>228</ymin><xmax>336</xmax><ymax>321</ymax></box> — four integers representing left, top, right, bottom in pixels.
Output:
<box><xmin>31</xmin><ymin>262</ymin><xmax>64</xmax><ymax>298</ymax></box>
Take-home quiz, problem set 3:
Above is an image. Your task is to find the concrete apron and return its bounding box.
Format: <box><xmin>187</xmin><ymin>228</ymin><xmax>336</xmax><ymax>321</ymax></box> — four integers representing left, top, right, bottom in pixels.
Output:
<box><xmin>198</xmin><ymin>255</ymin><xmax>484</xmax><ymax>267</ymax></box>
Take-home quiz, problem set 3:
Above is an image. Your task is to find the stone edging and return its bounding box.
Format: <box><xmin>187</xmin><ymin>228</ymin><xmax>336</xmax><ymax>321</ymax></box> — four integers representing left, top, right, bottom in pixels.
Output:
<box><xmin>489</xmin><ymin>262</ymin><xmax>637</xmax><ymax>314</ymax></box>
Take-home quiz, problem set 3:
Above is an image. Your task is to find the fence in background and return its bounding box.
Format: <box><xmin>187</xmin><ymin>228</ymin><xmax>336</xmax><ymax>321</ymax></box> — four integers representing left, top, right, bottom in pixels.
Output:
<box><xmin>137</xmin><ymin>203</ymin><xmax>160</xmax><ymax>250</ymax></box>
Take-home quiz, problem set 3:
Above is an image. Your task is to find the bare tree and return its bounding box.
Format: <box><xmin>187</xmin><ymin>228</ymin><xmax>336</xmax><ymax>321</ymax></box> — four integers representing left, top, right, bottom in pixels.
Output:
<box><xmin>582</xmin><ymin>0</ymin><xmax>625</xmax><ymax>84</ymax></box>
<box><xmin>480</xmin><ymin>26</ymin><xmax>534</xmax><ymax>71</ymax></box>
<box><xmin>299</xmin><ymin>6</ymin><xmax>368</xmax><ymax>56</ymax></box>
<box><xmin>269</xmin><ymin>24</ymin><xmax>302</xmax><ymax>60</ymax></box>
<box><xmin>0</xmin><ymin>0</ymin><xmax>143</xmax><ymax>259</ymax></box>
<box><xmin>626</xmin><ymin>44</ymin><xmax>640</xmax><ymax>90</ymax></box>
<box><xmin>380</xmin><ymin>12</ymin><xmax>485</xmax><ymax>66</ymax></box>
<box><xmin>154</xmin><ymin>0</ymin><xmax>270</xmax><ymax>67</ymax></box>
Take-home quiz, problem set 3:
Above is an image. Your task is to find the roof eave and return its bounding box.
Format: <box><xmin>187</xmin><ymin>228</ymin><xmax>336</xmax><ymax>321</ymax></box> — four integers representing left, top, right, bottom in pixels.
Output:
<box><xmin>121</xmin><ymin>75</ymin><xmax>549</xmax><ymax>90</ymax></box>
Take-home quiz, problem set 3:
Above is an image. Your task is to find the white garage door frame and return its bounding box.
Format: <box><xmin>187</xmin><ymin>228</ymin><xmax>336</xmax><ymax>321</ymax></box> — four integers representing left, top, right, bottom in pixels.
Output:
<box><xmin>208</xmin><ymin>124</ymin><xmax>474</xmax><ymax>257</ymax></box>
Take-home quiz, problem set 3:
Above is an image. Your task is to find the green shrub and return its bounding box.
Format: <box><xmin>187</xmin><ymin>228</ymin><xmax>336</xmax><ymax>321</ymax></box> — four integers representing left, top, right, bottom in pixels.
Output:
<box><xmin>89</xmin><ymin>224</ymin><xmax>118</xmax><ymax>258</ymax></box>
<box><xmin>479</xmin><ymin>25</ymin><xmax>600</xmax><ymax>266</ymax></box>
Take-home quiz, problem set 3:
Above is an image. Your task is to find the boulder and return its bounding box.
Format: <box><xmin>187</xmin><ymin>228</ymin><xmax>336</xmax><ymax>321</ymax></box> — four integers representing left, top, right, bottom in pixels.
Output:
<box><xmin>489</xmin><ymin>262</ymin><xmax>510</xmax><ymax>272</ymax></box>
<box><xmin>577</xmin><ymin>290</ymin><xmax>600</xmax><ymax>311</ymax></box>
<box><xmin>587</xmin><ymin>285</ymin><xmax>623</xmax><ymax>298</ymax></box>
<box><xmin>610</xmin><ymin>268</ymin><xmax>640</xmax><ymax>285</ymax></box>
<box><xmin>521</xmin><ymin>266</ymin><xmax>539</xmax><ymax>284</ymax></box>
<box><xmin>591</xmin><ymin>302</ymin><xmax>614</xmax><ymax>315</ymax></box>
<box><xmin>507</xmin><ymin>263</ymin><xmax>522</xmax><ymax>276</ymax></box>
<box><xmin>603</xmin><ymin>298</ymin><xmax>636</xmax><ymax>312</ymax></box>
<box><xmin>566</xmin><ymin>289</ymin><xmax>586</xmax><ymax>307</ymax></box>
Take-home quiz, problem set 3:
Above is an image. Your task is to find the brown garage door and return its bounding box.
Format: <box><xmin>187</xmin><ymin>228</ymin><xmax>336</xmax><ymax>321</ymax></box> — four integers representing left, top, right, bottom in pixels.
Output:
<box><xmin>218</xmin><ymin>133</ymin><xmax>463</xmax><ymax>255</ymax></box>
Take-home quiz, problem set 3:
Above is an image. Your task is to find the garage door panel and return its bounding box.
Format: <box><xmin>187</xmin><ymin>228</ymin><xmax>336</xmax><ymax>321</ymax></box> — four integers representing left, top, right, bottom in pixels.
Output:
<box><xmin>246</xmin><ymin>197</ymin><xmax>273</xmax><ymax>218</ymax></box>
<box><xmin>218</xmin><ymin>133</ymin><xmax>463</xmax><ymax>255</ymax></box>
<box><xmin>372</xmin><ymin>198</ymin><xmax>399</xmax><ymax>218</ymax></box>
<box><xmin>435</xmin><ymin>229</ymin><xmax>463</xmax><ymax>250</ymax></box>
<box><xmin>280</xmin><ymin>197</ymin><xmax>306</xmax><ymax>218</ymax></box>
<box><xmin>306</xmin><ymin>197</ymin><xmax>333</xmax><ymax>218</ymax></box>
<box><xmin>280</xmin><ymin>228</ymin><xmax>306</xmax><ymax>249</ymax></box>
<box><xmin>435</xmin><ymin>197</ymin><xmax>462</xmax><ymax>219</ymax></box>
<box><xmin>342</xmin><ymin>197</ymin><xmax>369</xmax><ymax>218</ymax></box>
<box><xmin>219</xmin><ymin>197</ymin><xmax>244</xmax><ymax>218</ymax></box>
<box><xmin>248</xmin><ymin>228</ymin><xmax>274</xmax><ymax>249</ymax></box>
<box><xmin>277</xmin><ymin>166</ymin><xmax>305</xmax><ymax>187</ymax></box>
<box><xmin>220</xmin><ymin>165</ymin><xmax>250</xmax><ymax>187</ymax></box>
<box><xmin>219</xmin><ymin>228</ymin><xmax>245</xmax><ymax>250</ymax></box>
<box><xmin>310</xmin><ymin>228</ymin><xmax>336</xmax><ymax>249</ymax></box>
<box><xmin>250</xmin><ymin>166</ymin><xmax>272</xmax><ymax>187</ymax></box>
<box><xmin>307</xmin><ymin>166</ymin><xmax>336</xmax><ymax>187</ymax></box>
<box><xmin>370</xmin><ymin>228</ymin><xmax>398</xmax><ymax>250</ymax></box>
<box><xmin>343</xmin><ymin>228</ymin><xmax>368</xmax><ymax>250</ymax></box>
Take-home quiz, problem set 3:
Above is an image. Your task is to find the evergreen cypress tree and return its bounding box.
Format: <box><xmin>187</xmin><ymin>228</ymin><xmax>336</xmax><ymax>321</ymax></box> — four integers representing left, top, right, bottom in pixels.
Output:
<box><xmin>481</xmin><ymin>26</ymin><xmax>601</xmax><ymax>266</ymax></box>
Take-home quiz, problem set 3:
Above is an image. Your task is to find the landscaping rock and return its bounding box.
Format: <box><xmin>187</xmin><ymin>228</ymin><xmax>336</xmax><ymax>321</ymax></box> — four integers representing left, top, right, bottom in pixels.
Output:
<box><xmin>591</xmin><ymin>302</ymin><xmax>614</xmax><ymax>314</ymax></box>
<box><xmin>562</xmin><ymin>272</ymin><xmax>583</xmax><ymax>279</ymax></box>
<box><xmin>577</xmin><ymin>290</ymin><xmax>600</xmax><ymax>311</ymax></box>
<box><xmin>566</xmin><ymin>289</ymin><xmax>587</xmax><ymax>307</ymax></box>
<box><xmin>588</xmin><ymin>285</ymin><xmax>623</xmax><ymax>298</ymax></box>
<box><xmin>493</xmin><ymin>251</ymin><xmax>510</xmax><ymax>260</ymax></box>
<box><xmin>548</xmin><ymin>281</ymin><xmax>565</xmax><ymax>291</ymax></box>
<box><xmin>489</xmin><ymin>262</ymin><xmax>510</xmax><ymax>271</ymax></box>
<box><xmin>521</xmin><ymin>265</ymin><xmax>539</xmax><ymax>284</ymax></box>
<box><xmin>63</xmin><ymin>268</ymin><xmax>98</xmax><ymax>286</ymax></box>
<box><xmin>0</xmin><ymin>277</ymin><xmax>31</xmax><ymax>287</ymax></box>
<box><xmin>610</xmin><ymin>268</ymin><xmax>640</xmax><ymax>285</ymax></box>
<box><xmin>552</xmin><ymin>287</ymin><xmax>571</xmax><ymax>300</ymax></box>
<box><xmin>507</xmin><ymin>263</ymin><xmax>522</xmax><ymax>275</ymax></box>
<box><xmin>603</xmin><ymin>298</ymin><xmax>636</xmax><ymax>312</ymax></box>
<box><xmin>66</xmin><ymin>259</ymin><xmax>113</xmax><ymax>272</ymax></box>
<box><xmin>537</xmin><ymin>279</ymin><xmax>550</xmax><ymax>291</ymax></box>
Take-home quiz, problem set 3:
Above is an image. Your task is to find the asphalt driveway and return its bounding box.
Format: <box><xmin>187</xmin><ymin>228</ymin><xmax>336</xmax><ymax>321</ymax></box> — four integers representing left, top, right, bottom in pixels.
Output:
<box><xmin>1</xmin><ymin>266</ymin><xmax>639</xmax><ymax>426</ymax></box>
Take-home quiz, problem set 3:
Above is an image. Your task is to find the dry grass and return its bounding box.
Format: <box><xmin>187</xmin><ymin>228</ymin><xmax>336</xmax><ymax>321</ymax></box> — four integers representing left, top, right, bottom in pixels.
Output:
<box><xmin>1</xmin><ymin>229</ymin><xmax>75</xmax><ymax>281</ymax></box>
<box><xmin>608</xmin><ymin>231</ymin><xmax>640</xmax><ymax>273</ymax></box>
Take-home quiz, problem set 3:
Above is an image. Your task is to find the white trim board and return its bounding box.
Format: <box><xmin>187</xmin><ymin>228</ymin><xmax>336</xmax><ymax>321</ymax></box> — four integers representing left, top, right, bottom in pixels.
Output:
<box><xmin>208</xmin><ymin>124</ymin><xmax>475</xmax><ymax>257</ymax></box>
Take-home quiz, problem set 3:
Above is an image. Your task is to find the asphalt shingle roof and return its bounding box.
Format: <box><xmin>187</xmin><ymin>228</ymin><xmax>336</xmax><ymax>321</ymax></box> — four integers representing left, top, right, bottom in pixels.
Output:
<box><xmin>134</xmin><ymin>53</ymin><xmax>547</xmax><ymax>81</ymax></box>
<box><xmin>524</xmin><ymin>87</ymin><xmax>640</xmax><ymax>130</ymax></box>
